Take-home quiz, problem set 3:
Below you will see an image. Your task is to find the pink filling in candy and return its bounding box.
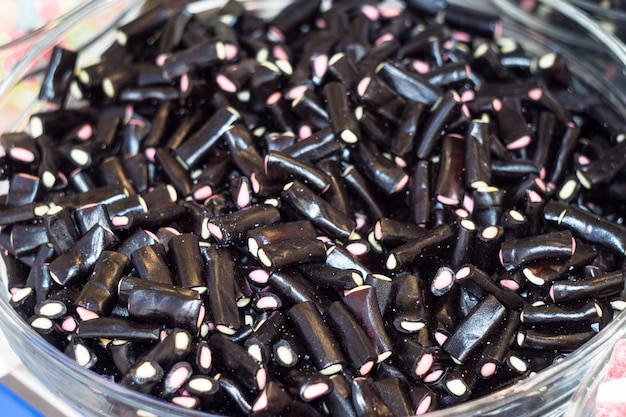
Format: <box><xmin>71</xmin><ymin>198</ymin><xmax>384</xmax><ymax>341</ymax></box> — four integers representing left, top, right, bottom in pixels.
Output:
<box><xmin>501</xmin><ymin>280</ymin><xmax>520</xmax><ymax>291</ymax></box>
<box><xmin>359</xmin><ymin>360</ymin><xmax>374</xmax><ymax>376</ymax></box>
<box><xmin>268</xmin><ymin>26</ymin><xmax>284</xmax><ymax>43</ymax></box>
<box><xmin>299</xmin><ymin>125</ymin><xmax>312</xmax><ymax>140</ymax></box>
<box><xmin>9</xmin><ymin>148</ymin><xmax>35</xmax><ymax>163</ymax></box>
<box><xmin>172</xmin><ymin>396</ymin><xmax>197</xmax><ymax>409</ymax></box>
<box><xmin>76</xmin><ymin>307</ymin><xmax>99</xmax><ymax>321</ymax></box>
<box><xmin>273</xmin><ymin>45</ymin><xmax>289</xmax><ymax>61</ymax></box>
<box><xmin>347</xmin><ymin>242</ymin><xmax>368</xmax><ymax>256</ymax></box>
<box><xmin>77</xmin><ymin>124</ymin><xmax>93</xmax><ymax>140</ymax></box>
<box><xmin>216</xmin><ymin>74</ymin><xmax>237</xmax><ymax>93</ymax></box>
<box><xmin>312</xmin><ymin>54</ymin><xmax>328</xmax><ymax>79</ymax></box>
<box><xmin>155</xmin><ymin>53</ymin><xmax>167</xmax><ymax>67</ymax></box>
<box><xmin>169</xmin><ymin>367</ymin><xmax>191</xmax><ymax>390</ymax></box>
<box><xmin>112</xmin><ymin>216</ymin><xmax>129</xmax><ymax>226</ymax></box>
<box><xmin>303</xmin><ymin>382</ymin><xmax>330</xmax><ymax>400</ymax></box>
<box><xmin>200</xmin><ymin>345</ymin><xmax>212</xmax><ymax>370</ymax></box>
<box><xmin>423</xmin><ymin>369</ymin><xmax>443</xmax><ymax>383</ymax></box>
<box><xmin>256</xmin><ymin>367</ymin><xmax>267</xmax><ymax>390</ymax></box>
<box><xmin>437</xmin><ymin>195</ymin><xmax>460</xmax><ymax>206</ymax></box>
<box><xmin>224</xmin><ymin>43</ymin><xmax>238</xmax><ymax>61</ymax></box>
<box><xmin>481</xmin><ymin>362</ymin><xmax>497</xmax><ymax>378</ymax></box>
<box><xmin>256</xmin><ymin>296</ymin><xmax>278</xmax><ymax>310</ymax></box>
<box><xmin>461</xmin><ymin>89</ymin><xmax>475</xmax><ymax>102</ymax></box>
<box><xmin>196</xmin><ymin>304</ymin><xmax>206</xmax><ymax>329</ymax></box>
<box><xmin>237</xmin><ymin>182</ymin><xmax>251</xmax><ymax>208</ymax></box>
<box><xmin>180</xmin><ymin>73</ymin><xmax>190</xmax><ymax>93</ymax></box>
<box><xmin>452</xmin><ymin>31</ymin><xmax>472</xmax><ymax>43</ymax></box>
<box><xmin>434</xmin><ymin>269</ymin><xmax>454</xmax><ymax>290</ymax></box>
<box><xmin>287</xmin><ymin>85</ymin><xmax>308</xmax><ymax>100</ymax></box>
<box><xmin>249</xmin><ymin>269</ymin><xmax>270</xmax><ymax>284</ymax></box>
<box><xmin>360</xmin><ymin>4</ymin><xmax>380</xmax><ymax>21</ymax></box>
<box><xmin>394</xmin><ymin>175</ymin><xmax>410</xmax><ymax>193</ymax></box>
<box><xmin>375</xmin><ymin>33</ymin><xmax>394</xmax><ymax>46</ymax></box>
<box><xmin>253</xmin><ymin>390</ymin><xmax>268</xmax><ymax>412</ymax></box>
<box><xmin>415</xmin><ymin>354</ymin><xmax>434</xmax><ymax>376</ymax></box>
<box><xmin>506</xmin><ymin>135</ymin><xmax>531</xmax><ymax>150</ymax></box>
<box><xmin>380</xmin><ymin>5</ymin><xmax>401</xmax><ymax>18</ymax></box>
<box><xmin>578</xmin><ymin>155</ymin><xmax>591</xmax><ymax>165</ymax></box>
<box><xmin>61</xmin><ymin>316</ymin><xmax>77</xmax><ymax>332</ymax></box>
<box><xmin>207</xmin><ymin>223</ymin><xmax>223</xmax><ymax>240</ymax></box>
<box><xmin>374</xmin><ymin>221</ymin><xmax>383</xmax><ymax>241</ymax></box>
<box><xmin>528</xmin><ymin>87</ymin><xmax>543</xmax><ymax>101</ymax></box>
<box><xmin>357</xmin><ymin>77</ymin><xmax>371</xmax><ymax>97</ymax></box>
<box><xmin>266</xmin><ymin>91</ymin><xmax>281</xmax><ymax>106</ymax></box>
<box><xmin>193</xmin><ymin>185</ymin><xmax>213</xmax><ymax>201</ymax></box>
<box><xmin>144</xmin><ymin>147</ymin><xmax>156</xmax><ymax>162</ymax></box>
<box><xmin>415</xmin><ymin>396</ymin><xmax>432</xmax><ymax>415</ymax></box>
<box><xmin>412</xmin><ymin>60</ymin><xmax>430</xmax><ymax>74</ymax></box>
<box><xmin>435</xmin><ymin>332</ymin><xmax>448</xmax><ymax>347</ymax></box>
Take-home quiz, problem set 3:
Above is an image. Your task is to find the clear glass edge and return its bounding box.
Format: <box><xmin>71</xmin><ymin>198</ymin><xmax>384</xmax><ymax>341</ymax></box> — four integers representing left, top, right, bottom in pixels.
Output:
<box><xmin>0</xmin><ymin>0</ymin><xmax>625</xmax><ymax>416</ymax></box>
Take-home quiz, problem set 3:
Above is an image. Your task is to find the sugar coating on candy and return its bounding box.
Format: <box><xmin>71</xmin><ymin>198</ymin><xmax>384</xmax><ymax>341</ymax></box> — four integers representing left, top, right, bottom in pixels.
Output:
<box><xmin>596</xmin><ymin>378</ymin><xmax>626</xmax><ymax>417</ymax></box>
<box><xmin>605</xmin><ymin>339</ymin><xmax>626</xmax><ymax>381</ymax></box>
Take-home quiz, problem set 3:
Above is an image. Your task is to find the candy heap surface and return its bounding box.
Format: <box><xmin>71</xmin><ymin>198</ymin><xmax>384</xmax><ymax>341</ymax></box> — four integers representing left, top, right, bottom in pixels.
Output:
<box><xmin>2</xmin><ymin>0</ymin><xmax>626</xmax><ymax>415</ymax></box>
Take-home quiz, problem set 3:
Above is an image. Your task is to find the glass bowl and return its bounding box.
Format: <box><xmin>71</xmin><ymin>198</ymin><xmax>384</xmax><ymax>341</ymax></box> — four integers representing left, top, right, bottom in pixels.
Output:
<box><xmin>563</xmin><ymin>333</ymin><xmax>626</xmax><ymax>417</ymax></box>
<box><xmin>1</xmin><ymin>0</ymin><xmax>626</xmax><ymax>416</ymax></box>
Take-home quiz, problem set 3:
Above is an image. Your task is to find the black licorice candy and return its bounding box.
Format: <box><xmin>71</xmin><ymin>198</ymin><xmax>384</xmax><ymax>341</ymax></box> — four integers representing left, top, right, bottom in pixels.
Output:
<box><xmin>204</xmin><ymin>246</ymin><xmax>241</xmax><ymax>335</ymax></box>
<box><xmin>544</xmin><ymin>200</ymin><xmax>626</xmax><ymax>255</ymax></box>
<box><xmin>208</xmin><ymin>332</ymin><xmax>267</xmax><ymax>391</ymax></box>
<box><xmin>287</xmin><ymin>300</ymin><xmax>345</xmax><ymax>375</ymax></box>
<box><xmin>5</xmin><ymin>0</ymin><xmax>626</xmax><ymax>415</ymax></box>
<box><xmin>385</xmin><ymin>224</ymin><xmax>454</xmax><ymax>271</ymax></box>
<box><xmin>38</xmin><ymin>46</ymin><xmax>77</xmax><ymax>105</ymax></box>
<box><xmin>499</xmin><ymin>230</ymin><xmax>575</xmax><ymax>271</ymax></box>
<box><xmin>129</xmin><ymin>243</ymin><xmax>173</xmax><ymax>286</ymax></box>
<box><xmin>550</xmin><ymin>270</ymin><xmax>626</xmax><ymax>304</ymax></box>
<box><xmin>120</xmin><ymin>277</ymin><xmax>204</xmax><ymax>334</ymax></box>
<box><xmin>281</xmin><ymin>180</ymin><xmax>356</xmax><ymax>241</ymax></box>
<box><xmin>74</xmin><ymin>250</ymin><xmax>129</xmax><ymax>319</ymax></box>
<box><xmin>267</xmin><ymin>269</ymin><xmax>324</xmax><ymax>312</ymax></box>
<box><xmin>323</xmin><ymin>81</ymin><xmax>360</xmax><ymax>145</ymax></box>
<box><xmin>47</xmin><ymin>225</ymin><xmax>120</xmax><ymax>287</ymax></box>
<box><xmin>246</xmin><ymin>220</ymin><xmax>317</xmax><ymax>258</ymax></box>
<box><xmin>443</xmin><ymin>294</ymin><xmax>508</xmax><ymax>362</ymax></box>
<box><xmin>342</xmin><ymin>285</ymin><xmax>393</xmax><ymax>363</ymax></box>
<box><xmin>207</xmin><ymin>204</ymin><xmax>282</xmax><ymax>246</ymax></box>
<box><xmin>168</xmin><ymin>233</ymin><xmax>206</xmax><ymax>292</ymax></box>
<box><xmin>326</xmin><ymin>300</ymin><xmax>377</xmax><ymax>377</ymax></box>
<box><xmin>257</xmin><ymin>238</ymin><xmax>326</xmax><ymax>270</ymax></box>
<box><xmin>77</xmin><ymin>317</ymin><xmax>161</xmax><ymax>341</ymax></box>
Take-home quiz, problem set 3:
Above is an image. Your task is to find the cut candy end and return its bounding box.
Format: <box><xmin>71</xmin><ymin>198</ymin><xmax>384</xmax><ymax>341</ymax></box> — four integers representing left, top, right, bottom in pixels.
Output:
<box><xmin>359</xmin><ymin>360</ymin><xmax>374</xmax><ymax>376</ymax></box>
<box><xmin>506</xmin><ymin>135</ymin><xmax>531</xmax><ymax>150</ymax></box>
<box><xmin>481</xmin><ymin>362</ymin><xmax>497</xmax><ymax>378</ymax></box>
<box><xmin>435</xmin><ymin>332</ymin><xmax>448</xmax><ymax>346</ymax></box>
<box><xmin>321</xmin><ymin>363</ymin><xmax>342</xmax><ymax>375</ymax></box>
<box><xmin>446</xmin><ymin>379</ymin><xmax>467</xmax><ymax>397</ymax></box>
<box><xmin>501</xmin><ymin>280</ymin><xmax>520</xmax><ymax>291</ymax></box>
<box><xmin>415</xmin><ymin>353</ymin><xmax>434</xmax><ymax>376</ymax></box>
<box><xmin>434</xmin><ymin>269</ymin><xmax>454</xmax><ymax>290</ymax></box>
<box><xmin>340</xmin><ymin>130</ymin><xmax>358</xmax><ymax>144</ymax></box>
<box><xmin>415</xmin><ymin>396</ymin><xmax>432</xmax><ymax>415</ymax></box>
<box><xmin>256</xmin><ymin>367</ymin><xmax>267</xmax><ymax>390</ymax></box>
<box><xmin>302</xmin><ymin>382</ymin><xmax>330</xmax><ymax>400</ymax></box>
